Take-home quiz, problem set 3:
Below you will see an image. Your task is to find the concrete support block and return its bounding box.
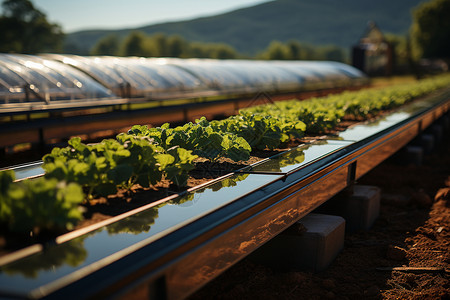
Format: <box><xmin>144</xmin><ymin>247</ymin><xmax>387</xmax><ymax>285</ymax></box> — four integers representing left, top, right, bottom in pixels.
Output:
<box><xmin>347</xmin><ymin>185</ymin><xmax>380</xmax><ymax>231</ymax></box>
<box><xmin>249</xmin><ymin>214</ymin><xmax>345</xmax><ymax>272</ymax></box>
<box><xmin>314</xmin><ymin>185</ymin><xmax>380</xmax><ymax>232</ymax></box>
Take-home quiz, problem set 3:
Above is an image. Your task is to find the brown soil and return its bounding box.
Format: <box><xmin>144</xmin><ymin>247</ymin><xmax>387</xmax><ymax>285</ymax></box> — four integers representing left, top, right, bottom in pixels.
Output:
<box><xmin>189</xmin><ymin>133</ymin><xmax>450</xmax><ymax>299</ymax></box>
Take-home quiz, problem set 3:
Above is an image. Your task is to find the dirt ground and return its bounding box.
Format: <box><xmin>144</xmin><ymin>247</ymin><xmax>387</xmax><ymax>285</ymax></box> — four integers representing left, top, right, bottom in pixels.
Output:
<box><xmin>189</xmin><ymin>131</ymin><xmax>450</xmax><ymax>299</ymax></box>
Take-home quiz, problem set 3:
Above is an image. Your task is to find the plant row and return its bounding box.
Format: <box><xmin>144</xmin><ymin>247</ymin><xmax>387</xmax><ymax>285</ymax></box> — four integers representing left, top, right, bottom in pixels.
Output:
<box><xmin>242</xmin><ymin>74</ymin><xmax>450</xmax><ymax>134</ymax></box>
<box><xmin>1</xmin><ymin>74</ymin><xmax>450</xmax><ymax>233</ymax></box>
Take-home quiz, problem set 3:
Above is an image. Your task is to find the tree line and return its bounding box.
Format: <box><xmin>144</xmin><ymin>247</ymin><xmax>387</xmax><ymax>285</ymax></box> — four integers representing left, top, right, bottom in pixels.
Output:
<box><xmin>90</xmin><ymin>32</ymin><xmax>239</xmax><ymax>59</ymax></box>
<box><xmin>90</xmin><ymin>31</ymin><xmax>348</xmax><ymax>62</ymax></box>
<box><xmin>1</xmin><ymin>0</ymin><xmax>449</xmax><ymax>64</ymax></box>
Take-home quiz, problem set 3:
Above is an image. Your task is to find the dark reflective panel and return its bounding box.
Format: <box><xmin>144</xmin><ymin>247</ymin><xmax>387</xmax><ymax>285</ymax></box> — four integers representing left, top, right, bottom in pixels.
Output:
<box><xmin>250</xmin><ymin>140</ymin><xmax>352</xmax><ymax>173</ymax></box>
<box><xmin>2</xmin><ymin>239</ymin><xmax>88</xmax><ymax>280</ymax></box>
<box><xmin>0</xmin><ymin>173</ymin><xmax>282</xmax><ymax>296</ymax></box>
<box><xmin>0</xmin><ymin>233</ymin><xmax>93</xmax><ymax>296</ymax></box>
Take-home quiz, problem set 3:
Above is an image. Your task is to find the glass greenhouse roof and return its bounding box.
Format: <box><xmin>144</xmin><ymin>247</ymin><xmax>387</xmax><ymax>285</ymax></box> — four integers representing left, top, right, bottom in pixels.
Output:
<box><xmin>0</xmin><ymin>54</ymin><xmax>114</xmax><ymax>104</ymax></box>
<box><xmin>1</xmin><ymin>54</ymin><xmax>367</xmax><ymax>104</ymax></box>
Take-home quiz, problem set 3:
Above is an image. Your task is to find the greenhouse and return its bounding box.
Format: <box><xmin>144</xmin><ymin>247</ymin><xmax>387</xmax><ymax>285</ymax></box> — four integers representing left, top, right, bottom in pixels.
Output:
<box><xmin>0</xmin><ymin>54</ymin><xmax>367</xmax><ymax>105</ymax></box>
<box><xmin>0</xmin><ymin>54</ymin><xmax>115</xmax><ymax>104</ymax></box>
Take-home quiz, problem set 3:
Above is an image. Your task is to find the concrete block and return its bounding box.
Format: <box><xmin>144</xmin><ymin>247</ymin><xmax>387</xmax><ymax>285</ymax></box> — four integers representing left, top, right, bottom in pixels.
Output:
<box><xmin>314</xmin><ymin>185</ymin><xmax>380</xmax><ymax>232</ymax></box>
<box><xmin>249</xmin><ymin>214</ymin><xmax>345</xmax><ymax>272</ymax></box>
<box><xmin>349</xmin><ymin>185</ymin><xmax>380</xmax><ymax>231</ymax></box>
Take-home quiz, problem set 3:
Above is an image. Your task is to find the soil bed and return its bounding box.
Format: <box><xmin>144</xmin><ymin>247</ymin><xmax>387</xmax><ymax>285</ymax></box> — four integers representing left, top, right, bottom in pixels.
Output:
<box><xmin>0</xmin><ymin>89</ymin><xmax>447</xmax><ymax>259</ymax></box>
<box><xmin>189</xmin><ymin>128</ymin><xmax>450</xmax><ymax>299</ymax></box>
<box><xmin>0</xmin><ymin>106</ymin><xmax>440</xmax><ymax>258</ymax></box>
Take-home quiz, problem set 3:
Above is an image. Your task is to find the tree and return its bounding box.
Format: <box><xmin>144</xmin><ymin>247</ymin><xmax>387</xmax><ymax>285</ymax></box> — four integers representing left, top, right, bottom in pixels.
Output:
<box><xmin>0</xmin><ymin>0</ymin><xmax>64</xmax><ymax>53</ymax></box>
<box><xmin>152</xmin><ymin>33</ymin><xmax>169</xmax><ymax>57</ymax></box>
<box><xmin>385</xmin><ymin>33</ymin><xmax>409</xmax><ymax>72</ymax></box>
<box><xmin>209</xmin><ymin>44</ymin><xmax>238</xmax><ymax>59</ymax></box>
<box><xmin>286</xmin><ymin>40</ymin><xmax>303</xmax><ymax>60</ymax></box>
<box><xmin>90</xmin><ymin>34</ymin><xmax>120</xmax><ymax>56</ymax></box>
<box><xmin>186</xmin><ymin>42</ymin><xmax>209</xmax><ymax>58</ymax></box>
<box><xmin>320</xmin><ymin>45</ymin><xmax>346</xmax><ymax>62</ymax></box>
<box><xmin>260</xmin><ymin>41</ymin><xmax>290</xmax><ymax>60</ymax></box>
<box><xmin>257</xmin><ymin>40</ymin><xmax>347</xmax><ymax>62</ymax></box>
<box><xmin>167</xmin><ymin>35</ymin><xmax>186</xmax><ymax>57</ymax></box>
<box><xmin>411</xmin><ymin>0</ymin><xmax>450</xmax><ymax>59</ymax></box>
<box><xmin>119</xmin><ymin>31</ymin><xmax>152</xmax><ymax>57</ymax></box>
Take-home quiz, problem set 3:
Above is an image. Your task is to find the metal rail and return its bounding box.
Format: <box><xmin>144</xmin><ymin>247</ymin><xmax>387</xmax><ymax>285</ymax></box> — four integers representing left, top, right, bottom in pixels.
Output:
<box><xmin>0</xmin><ymin>90</ymin><xmax>448</xmax><ymax>300</ymax></box>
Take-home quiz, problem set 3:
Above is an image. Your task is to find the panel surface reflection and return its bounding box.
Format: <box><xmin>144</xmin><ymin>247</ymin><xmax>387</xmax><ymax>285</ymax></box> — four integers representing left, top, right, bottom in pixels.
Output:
<box><xmin>9</xmin><ymin>162</ymin><xmax>44</xmax><ymax>181</ymax></box>
<box><xmin>0</xmin><ymin>173</ymin><xmax>282</xmax><ymax>296</ymax></box>
<box><xmin>337</xmin><ymin>93</ymin><xmax>448</xmax><ymax>141</ymax></box>
<box><xmin>249</xmin><ymin>140</ymin><xmax>352</xmax><ymax>174</ymax></box>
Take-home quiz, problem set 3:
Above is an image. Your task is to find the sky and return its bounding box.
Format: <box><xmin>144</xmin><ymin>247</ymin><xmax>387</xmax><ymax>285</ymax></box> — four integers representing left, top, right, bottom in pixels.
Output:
<box><xmin>27</xmin><ymin>0</ymin><xmax>272</xmax><ymax>33</ymax></box>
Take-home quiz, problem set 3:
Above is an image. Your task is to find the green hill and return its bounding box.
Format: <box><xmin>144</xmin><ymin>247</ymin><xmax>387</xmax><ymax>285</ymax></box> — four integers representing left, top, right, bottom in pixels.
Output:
<box><xmin>65</xmin><ymin>0</ymin><xmax>426</xmax><ymax>55</ymax></box>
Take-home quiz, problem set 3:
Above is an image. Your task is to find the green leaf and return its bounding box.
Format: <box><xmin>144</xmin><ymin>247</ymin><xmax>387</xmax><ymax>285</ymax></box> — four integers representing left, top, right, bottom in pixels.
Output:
<box><xmin>68</xmin><ymin>137</ymin><xmax>82</xmax><ymax>149</ymax></box>
<box><xmin>156</xmin><ymin>154</ymin><xmax>175</xmax><ymax>169</ymax></box>
<box><xmin>0</xmin><ymin>170</ymin><xmax>15</xmax><ymax>194</ymax></box>
<box><xmin>108</xmin><ymin>164</ymin><xmax>133</xmax><ymax>185</ymax></box>
<box><xmin>147</xmin><ymin>170</ymin><xmax>163</xmax><ymax>186</ymax></box>
<box><xmin>176</xmin><ymin>148</ymin><xmax>198</xmax><ymax>165</ymax></box>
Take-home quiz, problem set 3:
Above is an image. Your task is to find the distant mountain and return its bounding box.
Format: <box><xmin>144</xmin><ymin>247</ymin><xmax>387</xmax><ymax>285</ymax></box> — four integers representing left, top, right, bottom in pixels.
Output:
<box><xmin>65</xmin><ymin>0</ymin><xmax>427</xmax><ymax>55</ymax></box>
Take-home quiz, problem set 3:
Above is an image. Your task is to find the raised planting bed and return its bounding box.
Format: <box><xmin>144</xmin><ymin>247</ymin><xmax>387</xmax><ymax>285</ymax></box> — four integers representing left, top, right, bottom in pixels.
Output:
<box><xmin>0</xmin><ymin>75</ymin><xmax>449</xmax><ymax>299</ymax></box>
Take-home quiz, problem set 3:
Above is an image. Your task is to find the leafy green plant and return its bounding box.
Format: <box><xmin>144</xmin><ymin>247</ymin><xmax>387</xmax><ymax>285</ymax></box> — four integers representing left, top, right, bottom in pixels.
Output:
<box><xmin>210</xmin><ymin>112</ymin><xmax>306</xmax><ymax>150</ymax></box>
<box><xmin>114</xmin><ymin>133</ymin><xmax>164</xmax><ymax>188</ymax></box>
<box><xmin>158</xmin><ymin>146</ymin><xmax>198</xmax><ymax>186</ymax></box>
<box><xmin>129</xmin><ymin>118</ymin><xmax>251</xmax><ymax>162</ymax></box>
<box><xmin>43</xmin><ymin>137</ymin><xmax>133</xmax><ymax>199</ymax></box>
<box><xmin>240</xmin><ymin>74</ymin><xmax>450</xmax><ymax>134</ymax></box>
<box><xmin>42</xmin><ymin>133</ymin><xmax>198</xmax><ymax>201</ymax></box>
